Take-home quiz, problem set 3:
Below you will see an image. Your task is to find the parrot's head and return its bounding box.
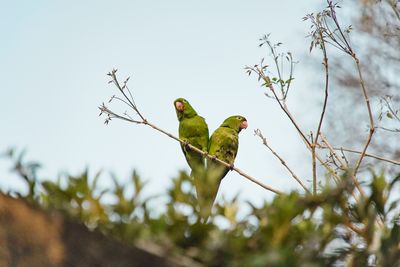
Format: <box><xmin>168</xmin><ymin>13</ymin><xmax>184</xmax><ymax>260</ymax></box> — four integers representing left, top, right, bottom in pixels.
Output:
<box><xmin>222</xmin><ymin>115</ymin><xmax>248</xmax><ymax>133</ymax></box>
<box><xmin>174</xmin><ymin>98</ymin><xmax>197</xmax><ymax>121</ymax></box>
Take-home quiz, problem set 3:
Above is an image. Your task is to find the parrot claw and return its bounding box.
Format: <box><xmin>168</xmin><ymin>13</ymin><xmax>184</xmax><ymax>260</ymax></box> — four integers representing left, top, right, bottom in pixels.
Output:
<box><xmin>211</xmin><ymin>155</ymin><xmax>217</xmax><ymax>161</ymax></box>
<box><xmin>183</xmin><ymin>140</ymin><xmax>190</xmax><ymax>151</ymax></box>
<box><xmin>229</xmin><ymin>164</ymin><xmax>234</xmax><ymax>171</ymax></box>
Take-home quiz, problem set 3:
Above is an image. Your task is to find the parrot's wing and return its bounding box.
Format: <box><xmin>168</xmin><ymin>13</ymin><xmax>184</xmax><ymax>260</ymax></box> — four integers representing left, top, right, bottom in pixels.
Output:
<box><xmin>179</xmin><ymin>115</ymin><xmax>209</xmax><ymax>171</ymax></box>
<box><xmin>196</xmin><ymin>127</ymin><xmax>238</xmax><ymax>220</ymax></box>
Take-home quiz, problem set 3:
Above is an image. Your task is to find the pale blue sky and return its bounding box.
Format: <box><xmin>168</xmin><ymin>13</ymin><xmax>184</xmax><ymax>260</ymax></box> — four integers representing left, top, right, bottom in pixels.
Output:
<box><xmin>1</xmin><ymin>1</ymin><xmax>324</xmax><ymax>206</ymax></box>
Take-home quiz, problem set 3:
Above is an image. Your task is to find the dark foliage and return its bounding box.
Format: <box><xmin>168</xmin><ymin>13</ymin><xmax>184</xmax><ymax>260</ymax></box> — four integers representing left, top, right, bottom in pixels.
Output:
<box><xmin>3</xmin><ymin>150</ymin><xmax>399</xmax><ymax>267</ymax></box>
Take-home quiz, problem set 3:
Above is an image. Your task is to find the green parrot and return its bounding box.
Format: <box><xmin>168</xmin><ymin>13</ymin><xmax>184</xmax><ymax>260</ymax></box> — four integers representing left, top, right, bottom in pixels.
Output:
<box><xmin>174</xmin><ymin>98</ymin><xmax>209</xmax><ymax>202</ymax></box>
<box><xmin>200</xmin><ymin>115</ymin><xmax>248</xmax><ymax>219</ymax></box>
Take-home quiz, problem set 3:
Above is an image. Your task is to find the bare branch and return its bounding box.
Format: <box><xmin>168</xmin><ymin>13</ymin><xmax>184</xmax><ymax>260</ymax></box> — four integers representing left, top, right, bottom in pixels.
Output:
<box><xmin>352</xmin><ymin>57</ymin><xmax>375</xmax><ymax>177</ymax></box>
<box><xmin>320</xmin><ymin>134</ymin><xmax>348</xmax><ymax>169</ymax></box>
<box><xmin>314</xmin><ymin>30</ymin><xmax>329</xmax><ymax>145</ymax></box>
<box><xmin>311</xmin><ymin>142</ymin><xmax>317</xmax><ymax>195</ymax></box>
<box><xmin>376</xmin><ymin>126</ymin><xmax>400</xmax><ymax>133</ymax></box>
<box><xmin>310</xmin><ymin>28</ymin><xmax>330</xmax><ymax>194</ymax></box>
<box><xmin>254</xmin><ymin>129</ymin><xmax>310</xmax><ymax>193</ymax></box>
<box><xmin>246</xmin><ymin>65</ymin><xmax>311</xmax><ymax>147</ymax></box>
<box><xmin>318</xmin><ymin>145</ymin><xmax>400</xmax><ymax>166</ymax></box>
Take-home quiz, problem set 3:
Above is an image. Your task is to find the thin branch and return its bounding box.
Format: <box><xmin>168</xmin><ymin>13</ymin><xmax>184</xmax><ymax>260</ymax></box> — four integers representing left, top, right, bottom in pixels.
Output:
<box><xmin>323</xmin><ymin>39</ymin><xmax>347</xmax><ymax>52</ymax></box>
<box><xmin>320</xmin><ymin>134</ymin><xmax>348</xmax><ymax>169</ymax></box>
<box><xmin>247</xmin><ymin>65</ymin><xmax>312</xmax><ymax>147</ymax></box>
<box><xmin>311</xmin><ymin>141</ymin><xmax>317</xmax><ymax>195</ymax></box>
<box><xmin>328</xmin><ymin>1</ymin><xmax>352</xmax><ymax>54</ymax></box>
<box><xmin>311</xmin><ymin>29</ymin><xmax>330</xmax><ymax>194</ymax></box>
<box><xmin>320</xmin><ymin>136</ymin><xmax>364</xmax><ymax>201</ymax></box>
<box><xmin>322</xmin><ymin>16</ymin><xmax>347</xmax><ymax>51</ymax></box>
<box><xmin>318</xmin><ymin>146</ymin><xmax>400</xmax><ymax>166</ymax></box>
<box><xmin>111</xmin><ymin>96</ymin><xmax>135</xmax><ymax>109</ymax></box>
<box><xmin>314</xmin><ymin>150</ymin><xmax>341</xmax><ymax>184</ymax></box>
<box><xmin>108</xmin><ymin>69</ymin><xmax>146</xmax><ymax>121</ymax></box>
<box><xmin>314</xmin><ymin>30</ymin><xmax>329</xmax><ymax>145</ymax></box>
<box><xmin>382</xmin><ymin>97</ymin><xmax>400</xmax><ymax>121</ymax></box>
<box><xmin>376</xmin><ymin>126</ymin><xmax>400</xmax><ymax>133</ymax></box>
<box><xmin>254</xmin><ymin>129</ymin><xmax>310</xmax><ymax>193</ymax></box>
<box><xmin>340</xmin><ymin>148</ymin><xmax>350</xmax><ymax>166</ymax></box>
<box><xmin>268</xmin><ymin>41</ymin><xmax>285</xmax><ymax>97</ymax></box>
<box><xmin>352</xmin><ymin>57</ymin><xmax>375</xmax><ymax>177</ymax></box>
<box><xmin>390</xmin><ymin>1</ymin><xmax>400</xmax><ymax>20</ymax></box>
<box><xmin>284</xmin><ymin>52</ymin><xmax>294</xmax><ymax>98</ymax></box>
<box><xmin>98</xmin><ymin>104</ymin><xmax>143</xmax><ymax>124</ymax></box>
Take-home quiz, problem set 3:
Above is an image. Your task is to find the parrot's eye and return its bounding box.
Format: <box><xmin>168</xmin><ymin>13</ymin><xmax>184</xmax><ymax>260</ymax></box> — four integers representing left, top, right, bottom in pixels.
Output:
<box><xmin>237</xmin><ymin>116</ymin><xmax>242</xmax><ymax>120</ymax></box>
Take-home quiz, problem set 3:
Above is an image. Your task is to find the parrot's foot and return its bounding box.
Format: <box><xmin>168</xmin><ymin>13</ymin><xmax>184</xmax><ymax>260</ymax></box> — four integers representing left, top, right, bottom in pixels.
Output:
<box><xmin>211</xmin><ymin>155</ymin><xmax>217</xmax><ymax>161</ymax></box>
<box><xmin>183</xmin><ymin>140</ymin><xmax>190</xmax><ymax>151</ymax></box>
<box><xmin>229</xmin><ymin>163</ymin><xmax>235</xmax><ymax>171</ymax></box>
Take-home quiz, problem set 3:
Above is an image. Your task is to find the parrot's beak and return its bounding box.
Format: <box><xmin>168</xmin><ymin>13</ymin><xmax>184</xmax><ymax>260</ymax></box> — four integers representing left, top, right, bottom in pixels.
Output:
<box><xmin>240</xmin><ymin>120</ymin><xmax>248</xmax><ymax>130</ymax></box>
<box><xmin>175</xmin><ymin>101</ymin><xmax>184</xmax><ymax>112</ymax></box>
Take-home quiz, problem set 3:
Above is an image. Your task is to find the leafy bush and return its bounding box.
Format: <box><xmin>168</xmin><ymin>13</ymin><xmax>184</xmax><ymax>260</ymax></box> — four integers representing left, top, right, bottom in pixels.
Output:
<box><xmin>3</xmin><ymin>151</ymin><xmax>399</xmax><ymax>267</ymax></box>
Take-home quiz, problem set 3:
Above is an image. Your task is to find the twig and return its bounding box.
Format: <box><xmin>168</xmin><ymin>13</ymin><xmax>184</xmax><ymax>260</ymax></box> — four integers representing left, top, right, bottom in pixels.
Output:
<box><xmin>320</xmin><ymin>134</ymin><xmax>361</xmax><ymax>200</ymax></box>
<box><xmin>314</xmin><ymin>30</ymin><xmax>329</xmax><ymax>145</ymax></box>
<box><xmin>310</xmin><ymin>29</ymin><xmax>330</xmax><ymax>194</ymax></box>
<box><xmin>340</xmin><ymin>148</ymin><xmax>350</xmax><ymax>166</ymax></box>
<box><xmin>382</xmin><ymin>97</ymin><xmax>400</xmax><ymax>122</ymax></box>
<box><xmin>352</xmin><ymin>56</ymin><xmax>375</xmax><ymax>178</ymax></box>
<box><xmin>247</xmin><ymin>66</ymin><xmax>311</xmax><ymax>147</ymax></box>
<box><xmin>318</xmin><ymin>145</ymin><xmax>400</xmax><ymax>166</ymax></box>
<box><xmin>389</xmin><ymin>0</ymin><xmax>400</xmax><ymax>20</ymax></box>
<box><xmin>254</xmin><ymin>129</ymin><xmax>310</xmax><ymax>193</ymax></box>
<box><xmin>320</xmin><ymin>134</ymin><xmax>348</xmax><ymax>169</ymax></box>
<box><xmin>310</xmin><ymin>132</ymin><xmax>317</xmax><ymax>195</ymax></box>
<box><xmin>376</xmin><ymin>126</ymin><xmax>400</xmax><ymax>133</ymax></box>
<box><xmin>100</xmin><ymin>69</ymin><xmax>283</xmax><ymax>195</ymax></box>
<box><xmin>108</xmin><ymin>69</ymin><xmax>146</xmax><ymax>121</ymax></box>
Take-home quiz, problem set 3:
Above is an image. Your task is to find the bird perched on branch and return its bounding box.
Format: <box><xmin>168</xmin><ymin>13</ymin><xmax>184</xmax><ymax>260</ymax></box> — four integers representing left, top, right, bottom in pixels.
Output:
<box><xmin>199</xmin><ymin>115</ymin><xmax>248</xmax><ymax>219</ymax></box>
<box><xmin>174</xmin><ymin>98</ymin><xmax>209</xmax><ymax>206</ymax></box>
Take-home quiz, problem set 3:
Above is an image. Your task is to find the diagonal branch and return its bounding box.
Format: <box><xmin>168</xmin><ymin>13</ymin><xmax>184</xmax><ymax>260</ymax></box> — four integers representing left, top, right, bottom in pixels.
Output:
<box><xmin>351</xmin><ymin>57</ymin><xmax>375</xmax><ymax>177</ymax></box>
<box><xmin>255</xmin><ymin>129</ymin><xmax>310</xmax><ymax>193</ymax></box>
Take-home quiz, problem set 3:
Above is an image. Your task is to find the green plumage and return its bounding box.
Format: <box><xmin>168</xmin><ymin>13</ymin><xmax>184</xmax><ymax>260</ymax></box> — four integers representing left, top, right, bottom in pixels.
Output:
<box><xmin>200</xmin><ymin>115</ymin><xmax>248</xmax><ymax>219</ymax></box>
<box><xmin>174</xmin><ymin>98</ymin><xmax>209</xmax><ymax>208</ymax></box>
